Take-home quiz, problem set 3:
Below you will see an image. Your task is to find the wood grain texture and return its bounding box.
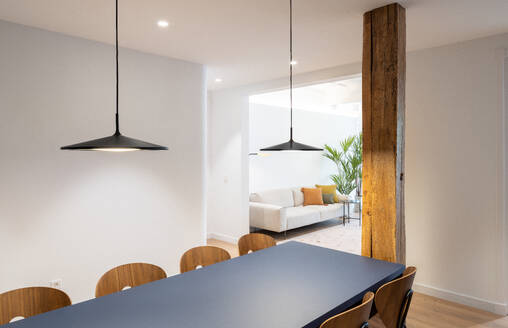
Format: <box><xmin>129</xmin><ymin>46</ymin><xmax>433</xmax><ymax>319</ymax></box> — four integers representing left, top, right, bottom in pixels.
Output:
<box><xmin>320</xmin><ymin>292</ymin><xmax>374</xmax><ymax>328</ymax></box>
<box><xmin>95</xmin><ymin>263</ymin><xmax>167</xmax><ymax>298</ymax></box>
<box><xmin>180</xmin><ymin>246</ymin><xmax>231</xmax><ymax>273</ymax></box>
<box><xmin>362</xmin><ymin>3</ymin><xmax>406</xmax><ymax>264</ymax></box>
<box><xmin>0</xmin><ymin>287</ymin><xmax>71</xmax><ymax>325</ymax></box>
<box><xmin>237</xmin><ymin>233</ymin><xmax>276</xmax><ymax>256</ymax></box>
<box><xmin>362</xmin><ymin>8</ymin><xmax>373</xmax><ymax>261</ymax></box>
<box><xmin>369</xmin><ymin>267</ymin><xmax>416</xmax><ymax>328</ymax></box>
<box><xmin>207</xmin><ymin>239</ymin><xmax>508</xmax><ymax>328</ymax></box>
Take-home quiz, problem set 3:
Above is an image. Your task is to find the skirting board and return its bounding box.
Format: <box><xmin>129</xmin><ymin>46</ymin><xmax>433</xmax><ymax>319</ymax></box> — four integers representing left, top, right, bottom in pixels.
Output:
<box><xmin>207</xmin><ymin>232</ymin><xmax>239</xmax><ymax>244</ymax></box>
<box><xmin>414</xmin><ymin>283</ymin><xmax>508</xmax><ymax>316</ymax></box>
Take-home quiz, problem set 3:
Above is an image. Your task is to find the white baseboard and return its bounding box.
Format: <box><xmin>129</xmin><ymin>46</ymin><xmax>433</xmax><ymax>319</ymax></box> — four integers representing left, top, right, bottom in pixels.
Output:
<box><xmin>414</xmin><ymin>283</ymin><xmax>508</xmax><ymax>316</ymax></box>
<box><xmin>206</xmin><ymin>232</ymin><xmax>239</xmax><ymax>244</ymax></box>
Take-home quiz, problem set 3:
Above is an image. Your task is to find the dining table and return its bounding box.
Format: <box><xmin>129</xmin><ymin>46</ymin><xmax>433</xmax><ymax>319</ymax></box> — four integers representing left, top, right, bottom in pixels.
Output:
<box><xmin>3</xmin><ymin>241</ymin><xmax>404</xmax><ymax>328</ymax></box>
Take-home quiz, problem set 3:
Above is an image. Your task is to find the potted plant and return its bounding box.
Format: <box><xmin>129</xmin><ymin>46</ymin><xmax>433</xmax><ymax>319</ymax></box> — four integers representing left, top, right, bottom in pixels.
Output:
<box><xmin>323</xmin><ymin>133</ymin><xmax>362</xmax><ymax>201</ymax></box>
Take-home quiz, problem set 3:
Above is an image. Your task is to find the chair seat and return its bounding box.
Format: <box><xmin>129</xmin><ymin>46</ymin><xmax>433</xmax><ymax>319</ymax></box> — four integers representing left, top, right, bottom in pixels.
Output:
<box><xmin>368</xmin><ymin>314</ymin><xmax>386</xmax><ymax>328</ymax></box>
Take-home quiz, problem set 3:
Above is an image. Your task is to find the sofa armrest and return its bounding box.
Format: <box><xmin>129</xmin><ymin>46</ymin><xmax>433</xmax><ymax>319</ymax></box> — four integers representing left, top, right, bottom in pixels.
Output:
<box><xmin>249</xmin><ymin>202</ymin><xmax>286</xmax><ymax>232</ymax></box>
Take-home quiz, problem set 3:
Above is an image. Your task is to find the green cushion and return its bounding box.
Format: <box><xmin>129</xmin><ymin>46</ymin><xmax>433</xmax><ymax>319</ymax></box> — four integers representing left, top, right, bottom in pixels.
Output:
<box><xmin>322</xmin><ymin>193</ymin><xmax>335</xmax><ymax>204</ymax></box>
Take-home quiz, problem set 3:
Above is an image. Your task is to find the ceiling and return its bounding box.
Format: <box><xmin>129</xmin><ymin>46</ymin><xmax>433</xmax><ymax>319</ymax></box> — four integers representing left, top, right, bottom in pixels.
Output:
<box><xmin>250</xmin><ymin>77</ymin><xmax>362</xmax><ymax>116</ymax></box>
<box><xmin>1</xmin><ymin>0</ymin><xmax>508</xmax><ymax>90</ymax></box>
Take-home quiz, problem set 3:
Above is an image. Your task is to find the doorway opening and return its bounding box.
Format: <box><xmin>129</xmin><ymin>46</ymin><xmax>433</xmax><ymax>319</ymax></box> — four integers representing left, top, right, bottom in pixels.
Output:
<box><xmin>248</xmin><ymin>75</ymin><xmax>362</xmax><ymax>254</ymax></box>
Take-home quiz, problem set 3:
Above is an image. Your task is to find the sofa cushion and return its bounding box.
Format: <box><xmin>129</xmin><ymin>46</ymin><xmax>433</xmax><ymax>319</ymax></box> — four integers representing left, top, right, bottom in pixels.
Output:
<box><xmin>322</xmin><ymin>193</ymin><xmax>335</xmax><ymax>204</ymax></box>
<box><xmin>316</xmin><ymin>184</ymin><xmax>339</xmax><ymax>203</ymax></box>
<box><xmin>285</xmin><ymin>206</ymin><xmax>321</xmax><ymax>230</ymax></box>
<box><xmin>249</xmin><ymin>188</ymin><xmax>294</xmax><ymax>208</ymax></box>
<box><xmin>301</xmin><ymin>188</ymin><xmax>324</xmax><ymax>206</ymax></box>
<box><xmin>292</xmin><ymin>188</ymin><xmax>304</xmax><ymax>207</ymax></box>
<box><xmin>319</xmin><ymin>203</ymin><xmax>343</xmax><ymax>220</ymax></box>
<box><xmin>249</xmin><ymin>202</ymin><xmax>285</xmax><ymax>232</ymax></box>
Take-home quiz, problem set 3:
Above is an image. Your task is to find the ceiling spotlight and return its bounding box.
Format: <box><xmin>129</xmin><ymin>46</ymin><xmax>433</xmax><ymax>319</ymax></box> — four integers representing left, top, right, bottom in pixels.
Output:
<box><xmin>157</xmin><ymin>20</ymin><xmax>169</xmax><ymax>28</ymax></box>
<box><xmin>215</xmin><ymin>78</ymin><xmax>223</xmax><ymax>83</ymax></box>
<box><xmin>290</xmin><ymin>60</ymin><xmax>298</xmax><ymax>65</ymax></box>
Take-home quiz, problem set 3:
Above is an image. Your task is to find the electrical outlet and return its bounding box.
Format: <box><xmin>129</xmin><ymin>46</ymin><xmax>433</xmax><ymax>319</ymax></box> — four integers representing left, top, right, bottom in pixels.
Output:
<box><xmin>49</xmin><ymin>279</ymin><xmax>62</xmax><ymax>289</ymax></box>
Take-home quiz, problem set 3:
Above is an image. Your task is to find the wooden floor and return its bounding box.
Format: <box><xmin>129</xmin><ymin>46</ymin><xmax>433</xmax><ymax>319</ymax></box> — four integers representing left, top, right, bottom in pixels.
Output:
<box><xmin>208</xmin><ymin>239</ymin><xmax>508</xmax><ymax>328</ymax></box>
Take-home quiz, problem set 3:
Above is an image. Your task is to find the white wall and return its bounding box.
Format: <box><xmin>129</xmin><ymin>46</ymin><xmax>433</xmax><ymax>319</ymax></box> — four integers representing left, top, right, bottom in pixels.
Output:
<box><xmin>0</xmin><ymin>20</ymin><xmax>206</xmax><ymax>303</ymax></box>
<box><xmin>504</xmin><ymin>56</ymin><xmax>508</xmax><ymax>308</ymax></box>
<box><xmin>405</xmin><ymin>34</ymin><xmax>508</xmax><ymax>314</ymax></box>
<box><xmin>207</xmin><ymin>88</ymin><xmax>250</xmax><ymax>243</ymax></box>
<box><xmin>249</xmin><ymin>103</ymin><xmax>361</xmax><ymax>192</ymax></box>
<box><xmin>207</xmin><ymin>35</ymin><xmax>508</xmax><ymax>313</ymax></box>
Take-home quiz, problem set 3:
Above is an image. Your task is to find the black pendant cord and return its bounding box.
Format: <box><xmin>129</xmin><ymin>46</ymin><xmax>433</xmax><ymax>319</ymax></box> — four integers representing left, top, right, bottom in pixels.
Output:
<box><xmin>289</xmin><ymin>0</ymin><xmax>293</xmax><ymax>142</ymax></box>
<box><xmin>258</xmin><ymin>0</ymin><xmax>322</xmax><ymax>152</ymax></box>
<box><xmin>60</xmin><ymin>0</ymin><xmax>168</xmax><ymax>150</ymax></box>
<box><xmin>115</xmin><ymin>0</ymin><xmax>120</xmax><ymax>135</ymax></box>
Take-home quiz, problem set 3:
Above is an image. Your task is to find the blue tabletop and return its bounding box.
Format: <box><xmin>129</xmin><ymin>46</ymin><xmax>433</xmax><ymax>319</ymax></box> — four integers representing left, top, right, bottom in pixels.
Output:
<box><xmin>3</xmin><ymin>241</ymin><xmax>404</xmax><ymax>328</ymax></box>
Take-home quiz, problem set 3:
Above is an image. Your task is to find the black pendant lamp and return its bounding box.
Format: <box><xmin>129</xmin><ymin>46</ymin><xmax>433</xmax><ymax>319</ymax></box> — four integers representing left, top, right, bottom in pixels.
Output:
<box><xmin>260</xmin><ymin>0</ymin><xmax>322</xmax><ymax>152</ymax></box>
<box><xmin>61</xmin><ymin>0</ymin><xmax>167</xmax><ymax>152</ymax></box>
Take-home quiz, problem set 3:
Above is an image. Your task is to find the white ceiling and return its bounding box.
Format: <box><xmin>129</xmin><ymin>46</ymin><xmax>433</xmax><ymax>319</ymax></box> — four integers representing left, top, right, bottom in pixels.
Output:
<box><xmin>250</xmin><ymin>77</ymin><xmax>362</xmax><ymax>116</ymax></box>
<box><xmin>1</xmin><ymin>0</ymin><xmax>508</xmax><ymax>89</ymax></box>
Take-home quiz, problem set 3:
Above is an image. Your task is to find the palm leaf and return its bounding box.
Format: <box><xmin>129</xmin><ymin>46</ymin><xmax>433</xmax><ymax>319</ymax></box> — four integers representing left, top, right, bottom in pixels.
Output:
<box><xmin>323</xmin><ymin>133</ymin><xmax>363</xmax><ymax>196</ymax></box>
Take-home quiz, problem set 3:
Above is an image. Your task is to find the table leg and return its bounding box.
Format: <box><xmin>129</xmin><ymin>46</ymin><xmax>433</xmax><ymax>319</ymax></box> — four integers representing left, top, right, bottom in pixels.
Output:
<box><xmin>343</xmin><ymin>203</ymin><xmax>345</xmax><ymax>226</ymax></box>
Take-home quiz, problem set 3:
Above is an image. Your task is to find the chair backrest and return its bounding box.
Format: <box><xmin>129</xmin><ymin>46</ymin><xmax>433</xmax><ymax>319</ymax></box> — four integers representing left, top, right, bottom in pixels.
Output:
<box><xmin>238</xmin><ymin>233</ymin><xmax>276</xmax><ymax>256</ymax></box>
<box><xmin>95</xmin><ymin>263</ymin><xmax>167</xmax><ymax>298</ymax></box>
<box><xmin>180</xmin><ymin>246</ymin><xmax>231</xmax><ymax>273</ymax></box>
<box><xmin>375</xmin><ymin>266</ymin><xmax>417</xmax><ymax>328</ymax></box>
<box><xmin>0</xmin><ymin>287</ymin><xmax>71</xmax><ymax>325</ymax></box>
<box><xmin>320</xmin><ymin>292</ymin><xmax>374</xmax><ymax>328</ymax></box>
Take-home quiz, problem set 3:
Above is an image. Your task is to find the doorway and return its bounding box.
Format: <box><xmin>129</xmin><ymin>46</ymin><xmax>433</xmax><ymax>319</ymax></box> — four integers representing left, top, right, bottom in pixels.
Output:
<box><xmin>248</xmin><ymin>75</ymin><xmax>362</xmax><ymax>254</ymax></box>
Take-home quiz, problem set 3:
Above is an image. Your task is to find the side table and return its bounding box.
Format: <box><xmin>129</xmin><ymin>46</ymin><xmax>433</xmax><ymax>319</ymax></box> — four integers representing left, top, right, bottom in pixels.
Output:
<box><xmin>342</xmin><ymin>197</ymin><xmax>362</xmax><ymax>226</ymax></box>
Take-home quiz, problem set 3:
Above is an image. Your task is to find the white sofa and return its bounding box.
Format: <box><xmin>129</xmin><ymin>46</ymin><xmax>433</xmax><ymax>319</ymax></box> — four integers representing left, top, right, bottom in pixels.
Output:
<box><xmin>249</xmin><ymin>187</ymin><xmax>344</xmax><ymax>233</ymax></box>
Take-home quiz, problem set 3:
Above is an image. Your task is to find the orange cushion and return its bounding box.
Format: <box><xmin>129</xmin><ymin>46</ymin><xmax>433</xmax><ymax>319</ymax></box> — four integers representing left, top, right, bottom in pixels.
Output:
<box><xmin>301</xmin><ymin>188</ymin><xmax>324</xmax><ymax>206</ymax></box>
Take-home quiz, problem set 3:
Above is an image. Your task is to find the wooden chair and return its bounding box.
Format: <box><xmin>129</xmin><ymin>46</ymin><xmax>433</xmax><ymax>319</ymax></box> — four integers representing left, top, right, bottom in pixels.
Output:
<box><xmin>95</xmin><ymin>263</ymin><xmax>167</xmax><ymax>298</ymax></box>
<box><xmin>0</xmin><ymin>287</ymin><xmax>71</xmax><ymax>325</ymax></box>
<box><xmin>238</xmin><ymin>233</ymin><xmax>276</xmax><ymax>256</ymax></box>
<box><xmin>320</xmin><ymin>292</ymin><xmax>374</xmax><ymax>328</ymax></box>
<box><xmin>369</xmin><ymin>267</ymin><xmax>417</xmax><ymax>328</ymax></box>
<box><xmin>180</xmin><ymin>246</ymin><xmax>231</xmax><ymax>273</ymax></box>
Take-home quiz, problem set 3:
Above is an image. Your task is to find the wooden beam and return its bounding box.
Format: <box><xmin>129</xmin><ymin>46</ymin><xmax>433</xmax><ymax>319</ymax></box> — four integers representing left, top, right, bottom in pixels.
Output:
<box><xmin>362</xmin><ymin>3</ymin><xmax>406</xmax><ymax>264</ymax></box>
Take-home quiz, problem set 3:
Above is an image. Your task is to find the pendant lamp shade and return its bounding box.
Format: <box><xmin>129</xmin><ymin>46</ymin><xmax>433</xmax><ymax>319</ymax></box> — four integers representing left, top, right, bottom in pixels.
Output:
<box><xmin>260</xmin><ymin>129</ymin><xmax>322</xmax><ymax>151</ymax></box>
<box><xmin>61</xmin><ymin>0</ymin><xmax>167</xmax><ymax>152</ymax></box>
<box><xmin>61</xmin><ymin>132</ymin><xmax>167</xmax><ymax>151</ymax></box>
<box><xmin>261</xmin><ymin>141</ymin><xmax>323</xmax><ymax>152</ymax></box>
<box><xmin>260</xmin><ymin>0</ymin><xmax>322</xmax><ymax>152</ymax></box>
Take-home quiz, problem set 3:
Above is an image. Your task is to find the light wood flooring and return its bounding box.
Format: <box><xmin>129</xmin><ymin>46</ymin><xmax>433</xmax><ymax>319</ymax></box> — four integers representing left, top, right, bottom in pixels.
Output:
<box><xmin>207</xmin><ymin>238</ymin><xmax>508</xmax><ymax>328</ymax></box>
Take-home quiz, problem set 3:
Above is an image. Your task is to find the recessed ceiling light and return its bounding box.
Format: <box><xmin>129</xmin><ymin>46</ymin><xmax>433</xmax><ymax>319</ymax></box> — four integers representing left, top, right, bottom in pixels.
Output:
<box><xmin>290</xmin><ymin>60</ymin><xmax>298</xmax><ymax>65</ymax></box>
<box><xmin>215</xmin><ymin>78</ymin><xmax>223</xmax><ymax>83</ymax></box>
<box><xmin>157</xmin><ymin>20</ymin><xmax>169</xmax><ymax>28</ymax></box>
